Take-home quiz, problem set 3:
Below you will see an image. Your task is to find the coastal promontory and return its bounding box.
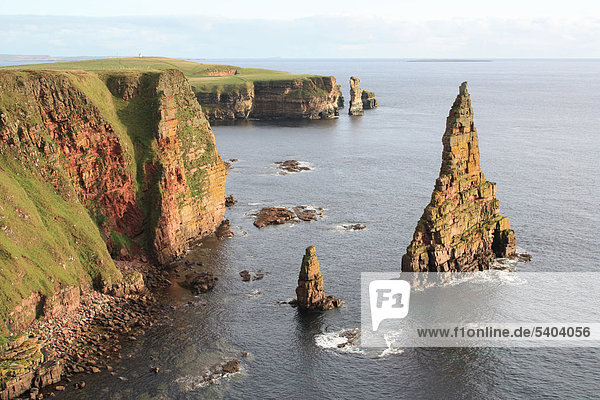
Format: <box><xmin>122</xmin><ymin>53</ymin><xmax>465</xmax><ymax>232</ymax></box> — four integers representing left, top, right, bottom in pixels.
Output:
<box><xmin>401</xmin><ymin>82</ymin><xmax>516</xmax><ymax>272</ymax></box>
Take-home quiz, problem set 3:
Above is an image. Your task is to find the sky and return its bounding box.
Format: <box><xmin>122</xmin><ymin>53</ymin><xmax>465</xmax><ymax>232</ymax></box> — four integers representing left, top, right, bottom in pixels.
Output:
<box><xmin>1</xmin><ymin>0</ymin><xmax>599</xmax><ymax>58</ymax></box>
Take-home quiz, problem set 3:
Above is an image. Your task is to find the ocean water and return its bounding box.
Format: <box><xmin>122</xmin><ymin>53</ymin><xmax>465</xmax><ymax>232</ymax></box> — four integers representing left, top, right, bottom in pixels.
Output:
<box><xmin>8</xmin><ymin>59</ymin><xmax>600</xmax><ymax>398</ymax></box>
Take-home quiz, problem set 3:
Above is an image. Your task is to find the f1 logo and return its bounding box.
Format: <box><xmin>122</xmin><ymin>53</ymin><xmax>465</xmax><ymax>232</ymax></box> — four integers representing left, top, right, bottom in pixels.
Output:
<box><xmin>369</xmin><ymin>280</ymin><xmax>411</xmax><ymax>331</ymax></box>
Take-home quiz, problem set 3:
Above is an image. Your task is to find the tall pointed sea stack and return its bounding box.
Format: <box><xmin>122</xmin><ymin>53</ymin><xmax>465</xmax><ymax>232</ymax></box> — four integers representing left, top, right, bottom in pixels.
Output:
<box><xmin>402</xmin><ymin>82</ymin><xmax>516</xmax><ymax>272</ymax></box>
<box><xmin>295</xmin><ymin>246</ymin><xmax>343</xmax><ymax>311</ymax></box>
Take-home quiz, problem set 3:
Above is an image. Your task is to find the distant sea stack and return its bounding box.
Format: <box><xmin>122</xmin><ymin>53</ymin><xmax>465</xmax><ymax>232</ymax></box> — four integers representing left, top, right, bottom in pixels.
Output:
<box><xmin>348</xmin><ymin>77</ymin><xmax>377</xmax><ymax>115</ymax></box>
<box><xmin>361</xmin><ymin>90</ymin><xmax>378</xmax><ymax>109</ymax></box>
<box><xmin>401</xmin><ymin>82</ymin><xmax>516</xmax><ymax>272</ymax></box>
<box><xmin>294</xmin><ymin>246</ymin><xmax>342</xmax><ymax>311</ymax></box>
<box><xmin>348</xmin><ymin>77</ymin><xmax>364</xmax><ymax>115</ymax></box>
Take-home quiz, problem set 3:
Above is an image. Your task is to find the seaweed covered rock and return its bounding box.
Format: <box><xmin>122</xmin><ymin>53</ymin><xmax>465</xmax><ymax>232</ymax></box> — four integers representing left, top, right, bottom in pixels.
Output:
<box><xmin>402</xmin><ymin>82</ymin><xmax>516</xmax><ymax>272</ymax></box>
<box><xmin>294</xmin><ymin>246</ymin><xmax>342</xmax><ymax>311</ymax></box>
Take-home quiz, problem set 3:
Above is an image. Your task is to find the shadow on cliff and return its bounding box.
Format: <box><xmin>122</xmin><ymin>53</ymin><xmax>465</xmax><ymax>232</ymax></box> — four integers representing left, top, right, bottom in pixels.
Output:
<box><xmin>109</xmin><ymin>72</ymin><xmax>163</xmax><ymax>253</ymax></box>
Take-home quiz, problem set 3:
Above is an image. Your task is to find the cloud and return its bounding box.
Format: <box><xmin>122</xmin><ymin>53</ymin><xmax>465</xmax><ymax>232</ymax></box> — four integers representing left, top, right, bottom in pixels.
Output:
<box><xmin>0</xmin><ymin>15</ymin><xmax>599</xmax><ymax>58</ymax></box>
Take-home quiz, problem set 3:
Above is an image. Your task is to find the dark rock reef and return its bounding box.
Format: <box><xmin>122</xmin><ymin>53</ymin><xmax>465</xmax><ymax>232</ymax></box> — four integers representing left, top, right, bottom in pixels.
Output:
<box><xmin>293</xmin><ymin>246</ymin><xmax>342</xmax><ymax>311</ymax></box>
<box><xmin>253</xmin><ymin>207</ymin><xmax>296</xmax><ymax>228</ymax></box>
<box><xmin>275</xmin><ymin>160</ymin><xmax>311</xmax><ymax>173</ymax></box>
<box><xmin>402</xmin><ymin>82</ymin><xmax>516</xmax><ymax>272</ymax></box>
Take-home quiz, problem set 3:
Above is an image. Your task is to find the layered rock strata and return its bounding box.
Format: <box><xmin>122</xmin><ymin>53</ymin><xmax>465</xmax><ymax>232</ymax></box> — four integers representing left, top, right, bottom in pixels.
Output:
<box><xmin>0</xmin><ymin>68</ymin><xmax>225</xmax><ymax>331</ymax></box>
<box><xmin>196</xmin><ymin>77</ymin><xmax>343</xmax><ymax>121</ymax></box>
<box><xmin>401</xmin><ymin>82</ymin><xmax>516</xmax><ymax>272</ymax></box>
<box><xmin>361</xmin><ymin>90</ymin><xmax>378</xmax><ymax>109</ymax></box>
<box><xmin>348</xmin><ymin>77</ymin><xmax>364</xmax><ymax>115</ymax></box>
<box><xmin>294</xmin><ymin>246</ymin><xmax>342</xmax><ymax>311</ymax></box>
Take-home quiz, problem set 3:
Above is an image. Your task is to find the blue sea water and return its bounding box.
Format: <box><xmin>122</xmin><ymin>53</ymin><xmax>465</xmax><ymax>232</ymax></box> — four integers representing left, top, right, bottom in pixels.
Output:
<box><xmin>5</xmin><ymin>58</ymin><xmax>599</xmax><ymax>399</ymax></box>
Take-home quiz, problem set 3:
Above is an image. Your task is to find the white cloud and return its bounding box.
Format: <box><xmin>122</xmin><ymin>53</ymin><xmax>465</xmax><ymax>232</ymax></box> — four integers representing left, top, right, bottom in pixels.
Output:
<box><xmin>0</xmin><ymin>15</ymin><xmax>599</xmax><ymax>58</ymax></box>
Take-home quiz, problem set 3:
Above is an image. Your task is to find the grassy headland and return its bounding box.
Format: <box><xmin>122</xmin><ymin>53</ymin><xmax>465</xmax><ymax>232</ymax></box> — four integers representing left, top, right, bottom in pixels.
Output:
<box><xmin>2</xmin><ymin>57</ymin><xmax>318</xmax><ymax>95</ymax></box>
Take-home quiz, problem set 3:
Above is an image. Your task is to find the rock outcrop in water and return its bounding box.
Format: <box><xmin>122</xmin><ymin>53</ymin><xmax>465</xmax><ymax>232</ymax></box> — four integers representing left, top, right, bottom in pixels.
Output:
<box><xmin>197</xmin><ymin>76</ymin><xmax>343</xmax><ymax>121</ymax></box>
<box><xmin>401</xmin><ymin>82</ymin><xmax>516</xmax><ymax>272</ymax></box>
<box><xmin>361</xmin><ymin>90</ymin><xmax>378</xmax><ymax>109</ymax></box>
<box><xmin>348</xmin><ymin>77</ymin><xmax>377</xmax><ymax>115</ymax></box>
<box><xmin>294</xmin><ymin>246</ymin><xmax>342</xmax><ymax>311</ymax></box>
<box><xmin>348</xmin><ymin>77</ymin><xmax>364</xmax><ymax>115</ymax></box>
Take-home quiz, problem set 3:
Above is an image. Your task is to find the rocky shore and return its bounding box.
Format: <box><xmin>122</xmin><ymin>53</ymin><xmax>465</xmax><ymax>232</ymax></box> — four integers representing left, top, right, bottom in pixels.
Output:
<box><xmin>0</xmin><ymin>260</ymin><xmax>158</xmax><ymax>399</ymax></box>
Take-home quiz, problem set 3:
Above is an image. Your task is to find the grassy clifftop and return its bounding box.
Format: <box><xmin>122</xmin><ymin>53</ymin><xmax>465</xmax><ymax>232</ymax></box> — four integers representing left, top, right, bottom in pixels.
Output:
<box><xmin>2</xmin><ymin>57</ymin><xmax>317</xmax><ymax>94</ymax></box>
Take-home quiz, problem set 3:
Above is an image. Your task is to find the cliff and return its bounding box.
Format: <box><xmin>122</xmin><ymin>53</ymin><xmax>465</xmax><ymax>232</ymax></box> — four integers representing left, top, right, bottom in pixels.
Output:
<box><xmin>196</xmin><ymin>76</ymin><xmax>343</xmax><ymax>121</ymax></box>
<box><xmin>401</xmin><ymin>82</ymin><xmax>516</xmax><ymax>272</ymax></box>
<box><xmin>4</xmin><ymin>58</ymin><xmax>345</xmax><ymax>122</ymax></box>
<box><xmin>0</xmin><ymin>68</ymin><xmax>225</xmax><ymax>331</ymax></box>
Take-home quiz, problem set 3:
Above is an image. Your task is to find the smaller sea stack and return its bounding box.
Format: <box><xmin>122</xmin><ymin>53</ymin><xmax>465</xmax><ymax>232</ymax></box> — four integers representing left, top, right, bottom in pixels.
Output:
<box><xmin>295</xmin><ymin>246</ymin><xmax>343</xmax><ymax>311</ymax></box>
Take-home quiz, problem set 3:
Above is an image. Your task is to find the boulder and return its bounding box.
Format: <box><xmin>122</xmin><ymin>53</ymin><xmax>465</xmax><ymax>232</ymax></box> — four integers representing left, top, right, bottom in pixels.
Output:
<box><xmin>225</xmin><ymin>195</ymin><xmax>237</xmax><ymax>207</ymax></box>
<box><xmin>181</xmin><ymin>272</ymin><xmax>217</xmax><ymax>294</ymax></box>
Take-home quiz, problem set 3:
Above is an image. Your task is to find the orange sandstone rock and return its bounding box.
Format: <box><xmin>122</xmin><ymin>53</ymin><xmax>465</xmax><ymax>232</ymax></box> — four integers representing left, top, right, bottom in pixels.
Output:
<box><xmin>295</xmin><ymin>246</ymin><xmax>342</xmax><ymax>311</ymax></box>
<box><xmin>402</xmin><ymin>82</ymin><xmax>516</xmax><ymax>272</ymax></box>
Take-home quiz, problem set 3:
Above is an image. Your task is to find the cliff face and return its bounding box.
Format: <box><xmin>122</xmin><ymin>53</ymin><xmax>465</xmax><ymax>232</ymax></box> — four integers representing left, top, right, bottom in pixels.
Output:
<box><xmin>0</xmin><ymin>68</ymin><xmax>225</xmax><ymax>330</ymax></box>
<box><xmin>151</xmin><ymin>71</ymin><xmax>226</xmax><ymax>263</ymax></box>
<box><xmin>196</xmin><ymin>76</ymin><xmax>343</xmax><ymax>121</ymax></box>
<box><xmin>401</xmin><ymin>82</ymin><xmax>516</xmax><ymax>272</ymax></box>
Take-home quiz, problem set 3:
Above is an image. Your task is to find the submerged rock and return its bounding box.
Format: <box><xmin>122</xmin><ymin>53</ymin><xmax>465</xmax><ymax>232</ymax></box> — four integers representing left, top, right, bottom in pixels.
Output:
<box><xmin>293</xmin><ymin>206</ymin><xmax>323</xmax><ymax>221</ymax></box>
<box><xmin>181</xmin><ymin>272</ymin><xmax>217</xmax><ymax>294</ymax></box>
<box><xmin>348</xmin><ymin>77</ymin><xmax>364</xmax><ymax>116</ymax></box>
<box><xmin>293</xmin><ymin>246</ymin><xmax>342</xmax><ymax>311</ymax></box>
<box><xmin>275</xmin><ymin>160</ymin><xmax>311</xmax><ymax>173</ymax></box>
<box><xmin>342</xmin><ymin>224</ymin><xmax>366</xmax><ymax>231</ymax></box>
<box><xmin>402</xmin><ymin>82</ymin><xmax>517</xmax><ymax>272</ymax></box>
<box><xmin>253</xmin><ymin>207</ymin><xmax>296</xmax><ymax>228</ymax></box>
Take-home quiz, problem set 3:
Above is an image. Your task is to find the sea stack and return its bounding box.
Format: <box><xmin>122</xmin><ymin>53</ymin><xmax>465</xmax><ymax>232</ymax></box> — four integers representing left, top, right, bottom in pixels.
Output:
<box><xmin>361</xmin><ymin>90</ymin><xmax>378</xmax><ymax>109</ymax></box>
<box><xmin>401</xmin><ymin>82</ymin><xmax>516</xmax><ymax>272</ymax></box>
<box><xmin>295</xmin><ymin>246</ymin><xmax>343</xmax><ymax>311</ymax></box>
<box><xmin>348</xmin><ymin>77</ymin><xmax>364</xmax><ymax>115</ymax></box>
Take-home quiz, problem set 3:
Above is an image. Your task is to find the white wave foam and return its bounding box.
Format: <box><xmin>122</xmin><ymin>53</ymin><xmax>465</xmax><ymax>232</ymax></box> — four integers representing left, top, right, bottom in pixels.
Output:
<box><xmin>314</xmin><ymin>328</ymin><xmax>363</xmax><ymax>354</ymax></box>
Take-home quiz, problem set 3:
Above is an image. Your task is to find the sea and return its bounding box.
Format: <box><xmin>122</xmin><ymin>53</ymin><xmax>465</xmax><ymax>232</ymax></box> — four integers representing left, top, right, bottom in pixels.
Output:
<box><xmin>3</xmin><ymin>58</ymin><xmax>600</xmax><ymax>399</ymax></box>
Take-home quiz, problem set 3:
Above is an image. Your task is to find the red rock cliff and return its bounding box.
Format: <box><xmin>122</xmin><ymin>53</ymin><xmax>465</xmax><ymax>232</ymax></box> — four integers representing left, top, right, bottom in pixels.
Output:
<box><xmin>0</xmin><ymin>68</ymin><xmax>226</xmax><ymax>330</ymax></box>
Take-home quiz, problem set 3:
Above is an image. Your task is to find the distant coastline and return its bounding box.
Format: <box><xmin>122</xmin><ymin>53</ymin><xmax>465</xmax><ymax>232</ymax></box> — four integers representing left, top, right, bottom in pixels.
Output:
<box><xmin>408</xmin><ymin>59</ymin><xmax>492</xmax><ymax>63</ymax></box>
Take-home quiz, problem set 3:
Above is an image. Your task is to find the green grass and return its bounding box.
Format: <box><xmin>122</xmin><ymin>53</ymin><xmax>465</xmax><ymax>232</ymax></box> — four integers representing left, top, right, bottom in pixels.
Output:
<box><xmin>0</xmin><ymin>151</ymin><xmax>120</xmax><ymax>329</ymax></box>
<box><xmin>2</xmin><ymin>57</ymin><xmax>322</xmax><ymax>95</ymax></box>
